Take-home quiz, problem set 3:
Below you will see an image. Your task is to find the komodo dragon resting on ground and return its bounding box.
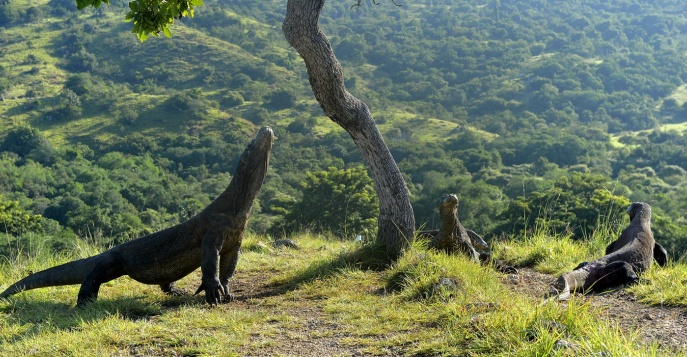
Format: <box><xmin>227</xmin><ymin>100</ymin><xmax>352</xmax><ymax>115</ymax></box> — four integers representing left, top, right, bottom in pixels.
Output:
<box><xmin>420</xmin><ymin>194</ymin><xmax>517</xmax><ymax>273</ymax></box>
<box><xmin>0</xmin><ymin>127</ymin><xmax>274</xmax><ymax>307</ymax></box>
<box><xmin>552</xmin><ymin>202</ymin><xmax>668</xmax><ymax>300</ymax></box>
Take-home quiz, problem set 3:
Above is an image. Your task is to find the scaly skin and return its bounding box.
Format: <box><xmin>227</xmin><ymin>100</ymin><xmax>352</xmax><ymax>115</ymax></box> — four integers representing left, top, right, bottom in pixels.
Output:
<box><xmin>428</xmin><ymin>194</ymin><xmax>480</xmax><ymax>261</ymax></box>
<box><xmin>0</xmin><ymin>127</ymin><xmax>273</xmax><ymax>307</ymax></box>
<box><xmin>554</xmin><ymin>202</ymin><xmax>657</xmax><ymax>299</ymax></box>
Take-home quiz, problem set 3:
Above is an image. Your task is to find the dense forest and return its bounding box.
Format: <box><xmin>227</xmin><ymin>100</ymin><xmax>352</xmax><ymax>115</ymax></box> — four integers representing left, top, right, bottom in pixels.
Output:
<box><xmin>1</xmin><ymin>0</ymin><xmax>687</xmax><ymax>256</ymax></box>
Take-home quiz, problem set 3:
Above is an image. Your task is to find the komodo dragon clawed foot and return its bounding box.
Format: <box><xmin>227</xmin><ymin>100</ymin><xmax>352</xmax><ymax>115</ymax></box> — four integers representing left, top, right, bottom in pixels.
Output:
<box><xmin>160</xmin><ymin>282</ymin><xmax>187</xmax><ymax>296</ymax></box>
<box><xmin>194</xmin><ymin>277</ymin><xmax>231</xmax><ymax>305</ymax></box>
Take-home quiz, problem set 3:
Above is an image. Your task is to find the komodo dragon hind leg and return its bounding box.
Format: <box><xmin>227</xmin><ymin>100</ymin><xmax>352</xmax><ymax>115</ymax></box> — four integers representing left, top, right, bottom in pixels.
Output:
<box><xmin>592</xmin><ymin>261</ymin><xmax>639</xmax><ymax>292</ymax></box>
<box><xmin>77</xmin><ymin>253</ymin><xmax>126</xmax><ymax>307</ymax></box>
<box><xmin>160</xmin><ymin>282</ymin><xmax>186</xmax><ymax>296</ymax></box>
<box><xmin>654</xmin><ymin>242</ymin><xmax>668</xmax><ymax>267</ymax></box>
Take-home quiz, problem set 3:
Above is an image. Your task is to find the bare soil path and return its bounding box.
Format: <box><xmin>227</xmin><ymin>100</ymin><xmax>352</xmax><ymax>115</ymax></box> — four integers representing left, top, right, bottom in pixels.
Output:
<box><xmin>228</xmin><ymin>271</ymin><xmax>363</xmax><ymax>357</ymax></box>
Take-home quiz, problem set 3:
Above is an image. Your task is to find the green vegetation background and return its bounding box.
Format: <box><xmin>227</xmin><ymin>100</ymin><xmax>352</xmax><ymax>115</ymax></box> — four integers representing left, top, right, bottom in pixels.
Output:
<box><xmin>1</xmin><ymin>0</ymin><xmax>687</xmax><ymax>258</ymax></box>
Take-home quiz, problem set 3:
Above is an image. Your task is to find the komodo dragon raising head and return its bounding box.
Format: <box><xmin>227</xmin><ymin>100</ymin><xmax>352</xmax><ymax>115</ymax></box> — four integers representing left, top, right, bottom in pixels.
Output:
<box><xmin>417</xmin><ymin>194</ymin><xmax>488</xmax><ymax>250</ymax></box>
<box><xmin>430</xmin><ymin>194</ymin><xmax>481</xmax><ymax>261</ymax></box>
<box><xmin>419</xmin><ymin>194</ymin><xmax>517</xmax><ymax>274</ymax></box>
<box><xmin>552</xmin><ymin>202</ymin><xmax>663</xmax><ymax>300</ymax></box>
<box><xmin>1</xmin><ymin>127</ymin><xmax>274</xmax><ymax>307</ymax></box>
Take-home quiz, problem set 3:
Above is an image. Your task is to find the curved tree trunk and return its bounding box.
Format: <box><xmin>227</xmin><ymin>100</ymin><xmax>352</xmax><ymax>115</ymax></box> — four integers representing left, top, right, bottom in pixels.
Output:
<box><xmin>283</xmin><ymin>0</ymin><xmax>414</xmax><ymax>258</ymax></box>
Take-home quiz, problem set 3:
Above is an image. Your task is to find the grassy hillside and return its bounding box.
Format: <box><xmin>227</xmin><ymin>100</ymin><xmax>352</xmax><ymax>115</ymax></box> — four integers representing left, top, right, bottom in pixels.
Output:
<box><xmin>1</xmin><ymin>231</ymin><xmax>686</xmax><ymax>356</ymax></box>
<box><xmin>1</xmin><ymin>0</ymin><xmax>687</xmax><ymax>257</ymax></box>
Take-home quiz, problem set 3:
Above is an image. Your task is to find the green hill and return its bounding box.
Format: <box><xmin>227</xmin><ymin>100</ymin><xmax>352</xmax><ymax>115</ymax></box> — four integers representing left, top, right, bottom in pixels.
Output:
<box><xmin>1</xmin><ymin>0</ymin><xmax>687</xmax><ymax>255</ymax></box>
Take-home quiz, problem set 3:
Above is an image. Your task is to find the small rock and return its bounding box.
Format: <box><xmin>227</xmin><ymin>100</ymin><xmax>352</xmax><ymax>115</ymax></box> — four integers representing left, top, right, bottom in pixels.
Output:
<box><xmin>272</xmin><ymin>239</ymin><xmax>299</xmax><ymax>249</ymax></box>
<box><xmin>438</xmin><ymin>277</ymin><xmax>459</xmax><ymax>288</ymax></box>
<box><xmin>426</xmin><ymin>277</ymin><xmax>461</xmax><ymax>299</ymax></box>
<box><xmin>553</xmin><ymin>339</ymin><xmax>577</xmax><ymax>351</ymax></box>
<box><xmin>507</xmin><ymin>275</ymin><xmax>519</xmax><ymax>284</ymax></box>
<box><xmin>543</xmin><ymin>320</ymin><xmax>566</xmax><ymax>333</ymax></box>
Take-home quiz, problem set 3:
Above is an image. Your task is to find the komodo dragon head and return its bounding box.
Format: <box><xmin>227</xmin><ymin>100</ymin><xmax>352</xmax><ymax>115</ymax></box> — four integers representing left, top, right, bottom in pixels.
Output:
<box><xmin>222</xmin><ymin>126</ymin><xmax>274</xmax><ymax>217</ymax></box>
<box><xmin>627</xmin><ymin>202</ymin><xmax>651</xmax><ymax>223</ymax></box>
<box><xmin>438</xmin><ymin>194</ymin><xmax>459</xmax><ymax>215</ymax></box>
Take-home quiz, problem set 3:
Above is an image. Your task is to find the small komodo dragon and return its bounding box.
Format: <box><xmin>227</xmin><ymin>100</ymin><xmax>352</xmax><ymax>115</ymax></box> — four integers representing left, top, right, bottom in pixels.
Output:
<box><xmin>420</xmin><ymin>194</ymin><xmax>516</xmax><ymax>273</ymax></box>
<box><xmin>0</xmin><ymin>127</ymin><xmax>274</xmax><ymax>307</ymax></box>
<box><xmin>552</xmin><ymin>202</ymin><xmax>668</xmax><ymax>300</ymax></box>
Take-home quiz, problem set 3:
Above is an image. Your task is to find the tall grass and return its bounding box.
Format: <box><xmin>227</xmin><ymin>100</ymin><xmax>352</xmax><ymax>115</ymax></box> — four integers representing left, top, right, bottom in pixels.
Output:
<box><xmin>0</xmin><ymin>233</ymin><xmax>102</xmax><ymax>288</ymax></box>
<box><xmin>494</xmin><ymin>217</ymin><xmax>617</xmax><ymax>275</ymax></box>
<box><xmin>629</xmin><ymin>262</ymin><xmax>687</xmax><ymax>306</ymax></box>
<box><xmin>295</xmin><ymin>239</ymin><xmax>668</xmax><ymax>356</ymax></box>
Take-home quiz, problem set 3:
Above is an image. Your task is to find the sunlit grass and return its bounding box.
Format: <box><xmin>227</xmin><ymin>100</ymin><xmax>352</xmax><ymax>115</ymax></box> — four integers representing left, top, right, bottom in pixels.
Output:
<box><xmin>629</xmin><ymin>262</ymin><xmax>687</xmax><ymax>306</ymax></box>
<box><xmin>666</xmin><ymin>84</ymin><xmax>687</xmax><ymax>106</ymax></box>
<box><xmin>494</xmin><ymin>220</ymin><xmax>614</xmax><ymax>275</ymax></box>
<box><xmin>291</xmin><ymin>239</ymin><xmax>668</xmax><ymax>356</ymax></box>
<box><xmin>0</xmin><ymin>231</ymin><xmax>682</xmax><ymax>356</ymax></box>
<box><xmin>610</xmin><ymin>121</ymin><xmax>687</xmax><ymax>149</ymax></box>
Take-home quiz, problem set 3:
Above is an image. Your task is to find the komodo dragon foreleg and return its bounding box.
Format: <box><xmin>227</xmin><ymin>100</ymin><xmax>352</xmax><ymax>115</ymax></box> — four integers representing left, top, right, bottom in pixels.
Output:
<box><xmin>195</xmin><ymin>225</ymin><xmax>231</xmax><ymax>305</ymax></box>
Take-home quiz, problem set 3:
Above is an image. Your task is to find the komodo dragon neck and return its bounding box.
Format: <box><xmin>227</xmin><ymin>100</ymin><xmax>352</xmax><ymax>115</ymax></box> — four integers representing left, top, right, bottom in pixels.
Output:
<box><xmin>613</xmin><ymin>202</ymin><xmax>653</xmax><ymax>249</ymax></box>
<box><xmin>629</xmin><ymin>203</ymin><xmax>652</xmax><ymax>230</ymax></box>
<box><xmin>201</xmin><ymin>128</ymin><xmax>272</xmax><ymax>220</ymax></box>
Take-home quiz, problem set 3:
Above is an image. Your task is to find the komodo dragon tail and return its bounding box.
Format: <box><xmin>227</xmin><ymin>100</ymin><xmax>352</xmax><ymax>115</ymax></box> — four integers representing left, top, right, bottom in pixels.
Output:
<box><xmin>0</xmin><ymin>256</ymin><xmax>99</xmax><ymax>299</ymax></box>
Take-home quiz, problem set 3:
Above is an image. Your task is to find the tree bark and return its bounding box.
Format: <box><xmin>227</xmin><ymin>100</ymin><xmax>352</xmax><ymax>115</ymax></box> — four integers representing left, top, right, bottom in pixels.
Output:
<box><xmin>283</xmin><ymin>0</ymin><xmax>414</xmax><ymax>258</ymax></box>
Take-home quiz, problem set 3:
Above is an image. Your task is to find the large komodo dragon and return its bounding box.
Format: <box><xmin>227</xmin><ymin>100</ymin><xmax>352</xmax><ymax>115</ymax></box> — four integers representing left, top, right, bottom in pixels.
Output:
<box><xmin>0</xmin><ymin>127</ymin><xmax>274</xmax><ymax>307</ymax></box>
<box><xmin>552</xmin><ymin>202</ymin><xmax>669</xmax><ymax>300</ymax></box>
<box><xmin>420</xmin><ymin>194</ymin><xmax>516</xmax><ymax>273</ymax></box>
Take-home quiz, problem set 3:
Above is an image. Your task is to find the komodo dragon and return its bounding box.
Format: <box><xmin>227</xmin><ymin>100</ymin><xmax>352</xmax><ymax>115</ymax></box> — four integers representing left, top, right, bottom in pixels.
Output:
<box><xmin>424</xmin><ymin>194</ymin><xmax>480</xmax><ymax>260</ymax></box>
<box><xmin>0</xmin><ymin>126</ymin><xmax>274</xmax><ymax>307</ymax></box>
<box><xmin>421</xmin><ymin>194</ymin><xmax>517</xmax><ymax>273</ymax></box>
<box><xmin>552</xmin><ymin>202</ymin><xmax>666</xmax><ymax>300</ymax></box>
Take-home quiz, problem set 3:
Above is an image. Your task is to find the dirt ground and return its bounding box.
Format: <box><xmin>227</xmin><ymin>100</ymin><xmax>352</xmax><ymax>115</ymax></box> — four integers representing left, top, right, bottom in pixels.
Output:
<box><xmin>229</xmin><ymin>271</ymin><xmax>363</xmax><ymax>357</ymax></box>
<box><xmin>227</xmin><ymin>268</ymin><xmax>687</xmax><ymax>356</ymax></box>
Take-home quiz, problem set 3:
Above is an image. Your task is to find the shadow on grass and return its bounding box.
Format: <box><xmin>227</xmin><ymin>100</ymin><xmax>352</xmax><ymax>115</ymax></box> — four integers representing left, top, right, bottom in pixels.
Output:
<box><xmin>237</xmin><ymin>242</ymin><xmax>395</xmax><ymax>301</ymax></box>
<box><xmin>0</xmin><ymin>292</ymin><xmax>207</xmax><ymax>342</ymax></box>
<box><xmin>0</xmin><ymin>242</ymin><xmax>394</xmax><ymax>341</ymax></box>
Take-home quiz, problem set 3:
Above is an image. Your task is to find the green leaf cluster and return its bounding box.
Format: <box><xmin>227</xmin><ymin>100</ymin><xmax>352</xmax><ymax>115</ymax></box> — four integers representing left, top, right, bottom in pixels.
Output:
<box><xmin>124</xmin><ymin>0</ymin><xmax>204</xmax><ymax>41</ymax></box>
